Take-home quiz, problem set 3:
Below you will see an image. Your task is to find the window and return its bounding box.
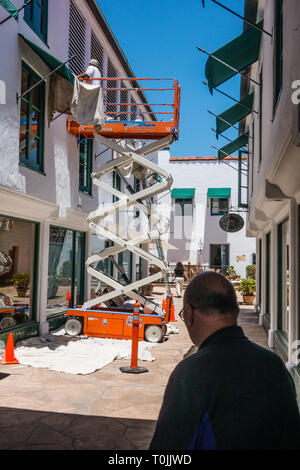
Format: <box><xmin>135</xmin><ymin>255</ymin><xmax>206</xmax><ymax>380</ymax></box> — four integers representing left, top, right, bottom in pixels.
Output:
<box><xmin>112</xmin><ymin>170</ymin><xmax>121</xmax><ymax>202</ymax></box>
<box><xmin>90</xmin><ymin>30</ymin><xmax>104</xmax><ymax>76</ymax></box>
<box><xmin>79</xmin><ymin>136</ymin><xmax>93</xmax><ymax>195</ymax></box>
<box><xmin>47</xmin><ymin>227</ymin><xmax>85</xmax><ymax>315</ymax></box>
<box><xmin>174</xmin><ymin>199</ymin><xmax>193</xmax><ymax>217</ymax></box>
<box><xmin>0</xmin><ymin>216</ymin><xmax>39</xmax><ymax>329</ymax></box>
<box><xmin>69</xmin><ymin>0</ymin><xmax>86</xmax><ymax>75</ymax></box>
<box><xmin>106</xmin><ymin>59</ymin><xmax>118</xmax><ymax>118</ymax></box>
<box><xmin>19</xmin><ymin>62</ymin><xmax>45</xmax><ymax>173</ymax></box>
<box><xmin>134</xmin><ymin>177</ymin><xmax>140</xmax><ymax>218</ymax></box>
<box><xmin>210</xmin><ymin>244</ymin><xmax>229</xmax><ymax>273</ymax></box>
<box><xmin>274</xmin><ymin>0</ymin><xmax>283</xmax><ymax>110</ymax></box>
<box><xmin>24</xmin><ymin>0</ymin><xmax>48</xmax><ymax>43</ymax></box>
<box><xmin>118</xmin><ymin>251</ymin><xmax>133</xmax><ymax>284</ymax></box>
<box><xmin>120</xmin><ymin>82</ymin><xmax>129</xmax><ymax>121</ymax></box>
<box><xmin>210</xmin><ymin>198</ymin><xmax>229</xmax><ymax>216</ymax></box>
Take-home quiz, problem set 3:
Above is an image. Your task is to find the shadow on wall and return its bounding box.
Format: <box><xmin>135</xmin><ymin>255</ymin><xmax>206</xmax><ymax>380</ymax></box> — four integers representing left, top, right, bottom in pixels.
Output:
<box><xmin>202</xmin><ymin>202</ymin><xmax>228</xmax><ymax>268</ymax></box>
<box><xmin>168</xmin><ymin>210</ymin><xmax>194</xmax><ymax>264</ymax></box>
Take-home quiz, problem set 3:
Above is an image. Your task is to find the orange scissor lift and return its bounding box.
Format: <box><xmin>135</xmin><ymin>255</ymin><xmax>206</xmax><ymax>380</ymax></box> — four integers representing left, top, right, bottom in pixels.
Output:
<box><xmin>65</xmin><ymin>77</ymin><xmax>180</xmax><ymax>343</ymax></box>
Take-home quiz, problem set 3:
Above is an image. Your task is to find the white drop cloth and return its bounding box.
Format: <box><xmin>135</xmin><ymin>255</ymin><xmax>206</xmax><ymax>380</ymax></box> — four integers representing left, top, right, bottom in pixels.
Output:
<box><xmin>14</xmin><ymin>328</ymin><xmax>157</xmax><ymax>375</ymax></box>
<box><xmin>70</xmin><ymin>77</ymin><xmax>105</xmax><ymax>131</ymax></box>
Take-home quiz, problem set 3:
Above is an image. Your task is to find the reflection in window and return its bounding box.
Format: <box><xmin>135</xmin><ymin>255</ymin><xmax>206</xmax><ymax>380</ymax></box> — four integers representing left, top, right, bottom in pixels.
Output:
<box><xmin>19</xmin><ymin>62</ymin><xmax>45</xmax><ymax>172</ymax></box>
<box><xmin>0</xmin><ymin>217</ymin><xmax>38</xmax><ymax>329</ymax></box>
<box><xmin>211</xmin><ymin>198</ymin><xmax>229</xmax><ymax>216</ymax></box>
<box><xmin>174</xmin><ymin>198</ymin><xmax>193</xmax><ymax>217</ymax></box>
<box><xmin>47</xmin><ymin>227</ymin><xmax>85</xmax><ymax>316</ymax></box>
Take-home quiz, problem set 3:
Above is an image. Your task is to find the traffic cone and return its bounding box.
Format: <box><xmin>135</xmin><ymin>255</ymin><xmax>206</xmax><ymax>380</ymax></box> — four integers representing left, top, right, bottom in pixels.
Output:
<box><xmin>1</xmin><ymin>333</ymin><xmax>19</xmax><ymax>365</ymax></box>
<box><xmin>66</xmin><ymin>290</ymin><xmax>71</xmax><ymax>308</ymax></box>
<box><xmin>169</xmin><ymin>294</ymin><xmax>177</xmax><ymax>322</ymax></box>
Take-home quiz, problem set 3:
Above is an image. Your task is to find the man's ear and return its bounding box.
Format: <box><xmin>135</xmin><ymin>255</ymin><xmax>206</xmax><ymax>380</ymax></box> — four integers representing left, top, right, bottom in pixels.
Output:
<box><xmin>184</xmin><ymin>304</ymin><xmax>194</xmax><ymax>327</ymax></box>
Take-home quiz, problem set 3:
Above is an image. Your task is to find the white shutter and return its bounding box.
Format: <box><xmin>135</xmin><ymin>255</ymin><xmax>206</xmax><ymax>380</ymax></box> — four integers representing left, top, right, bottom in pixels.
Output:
<box><xmin>69</xmin><ymin>0</ymin><xmax>86</xmax><ymax>75</ymax></box>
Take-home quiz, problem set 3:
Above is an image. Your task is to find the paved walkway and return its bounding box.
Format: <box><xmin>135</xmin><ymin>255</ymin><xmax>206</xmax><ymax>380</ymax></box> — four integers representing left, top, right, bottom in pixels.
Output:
<box><xmin>0</xmin><ymin>287</ymin><xmax>269</xmax><ymax>450</ymax></box>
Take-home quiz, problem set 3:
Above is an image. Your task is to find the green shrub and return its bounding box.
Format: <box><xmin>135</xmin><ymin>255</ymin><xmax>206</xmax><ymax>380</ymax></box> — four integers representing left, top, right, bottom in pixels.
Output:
<box><xmin>12</xmin><ymin>273</ymin><xmax>30</xmax><ymax>289</ymax></box>
<box><xmin>246</xmin><ymin>265</ymin><xmax>256</xmax><ymax>280</ymax></box>
<box><xmin>238</xmin><ymin>278</ymin><xmax>256</xmax><ymax>296</ymax></box>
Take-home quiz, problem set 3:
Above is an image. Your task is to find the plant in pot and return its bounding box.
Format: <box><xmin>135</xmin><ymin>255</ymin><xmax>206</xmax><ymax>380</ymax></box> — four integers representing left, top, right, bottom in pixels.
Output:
<box><xmin>47</xmin><ymin>275</ymin><xmax>59</xmax><ymax>299</ymax></box>
<box><xmin>226</xmin><ymin>266</ymin><xmax>237</xmax><ymax>280</ymax></box>
<box><xmin>238</xmin><ymin>278</ymin><xmax>256</xmax><ymax>305</ymax></box>
<box><xmin>12</xmin><ymin>273</ymin><xmax>30</xmax><ymax>297</ymax></box>
<box><xmin>59</xmin><ymin>260</ymin><xmax>72</xmax><ymax>286</ymax></box>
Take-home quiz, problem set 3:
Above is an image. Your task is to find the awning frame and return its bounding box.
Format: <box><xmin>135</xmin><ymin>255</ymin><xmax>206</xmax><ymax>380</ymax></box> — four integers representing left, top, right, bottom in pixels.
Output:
<box><xmin>215</xmin><ymin>93</ymin><xmax>254</xmax><ymax>138</ymax></box>
<box><xmin>16</xmin><ymin>54</ymin><xmax>76</xmax><ymax>103</ymax></box>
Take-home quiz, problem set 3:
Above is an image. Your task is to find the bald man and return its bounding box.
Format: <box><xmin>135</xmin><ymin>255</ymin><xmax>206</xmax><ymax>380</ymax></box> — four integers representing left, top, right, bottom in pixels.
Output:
<box><xmin>149</xmin><ymin>272</ymin><xmax>300</xmax><ymax>450</ymax></box>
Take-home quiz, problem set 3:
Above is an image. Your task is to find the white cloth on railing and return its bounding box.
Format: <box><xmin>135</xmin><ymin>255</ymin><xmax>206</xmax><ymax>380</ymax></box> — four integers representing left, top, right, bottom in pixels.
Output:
<box><xmin>70</xmin><ymin>77</ymin><xmax>105</xmax><ymax>131</ymax></box>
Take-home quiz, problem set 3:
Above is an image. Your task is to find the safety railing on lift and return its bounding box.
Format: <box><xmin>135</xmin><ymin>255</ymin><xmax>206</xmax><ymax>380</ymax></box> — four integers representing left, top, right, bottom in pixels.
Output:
<box><xmin>68</xmin><ymin>77</ymin><xmax>180</xmax><ymax>140</ymax></box>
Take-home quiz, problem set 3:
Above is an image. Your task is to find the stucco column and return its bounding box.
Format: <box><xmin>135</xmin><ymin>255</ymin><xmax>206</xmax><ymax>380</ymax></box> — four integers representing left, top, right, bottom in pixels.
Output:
<box><xmin>85</xmin><ymin>230</ymin><xmax>92</xmax><ymax>302</ymax></box>
<box><xmin>268</xmin><ymin>220</ymin><xmax>277</xmax><ymax>348</ymax></box>
<box><xmin>38</xmin><ymin>221</ymin><xmax>50</xmax><ymax>336</ymax></box>
<box><xmin>286</xmin><ymin>199</ymin><xmax>298</xmax><ymax>369</ymax></box>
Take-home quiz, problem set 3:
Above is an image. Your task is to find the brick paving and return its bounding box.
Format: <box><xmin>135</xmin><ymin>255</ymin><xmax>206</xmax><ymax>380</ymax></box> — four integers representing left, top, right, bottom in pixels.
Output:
<box><xmin>0</xmin><ymin>286</ymin><xmax>269</xmax><ymax>450</ymax></box>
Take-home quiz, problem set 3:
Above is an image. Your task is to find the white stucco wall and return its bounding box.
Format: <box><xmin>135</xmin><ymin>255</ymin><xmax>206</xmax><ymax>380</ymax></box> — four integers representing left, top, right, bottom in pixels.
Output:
<box><xmin>157</xmin><ymin>151</ymin><xmax>256</xmax><ymax>278</ymax></box>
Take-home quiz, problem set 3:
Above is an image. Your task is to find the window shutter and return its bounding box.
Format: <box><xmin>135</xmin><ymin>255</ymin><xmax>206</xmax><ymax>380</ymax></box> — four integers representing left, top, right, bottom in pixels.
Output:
<box><xmin>69</xmin><ymin>0</ymin><xmax>86</xmax><ymax>75</ymax></box>
<box><xmin>90</xmin><ymin>30</ymin><xmax>104</xmax><ymax>75</ymax></box>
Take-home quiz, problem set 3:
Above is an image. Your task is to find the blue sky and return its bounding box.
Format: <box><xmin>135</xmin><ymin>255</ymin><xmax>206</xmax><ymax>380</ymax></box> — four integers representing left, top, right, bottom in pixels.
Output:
<box><xmin>98</xmin><ymin>0</ymin><xmax>245</xmax><ymax>157</ymax></box>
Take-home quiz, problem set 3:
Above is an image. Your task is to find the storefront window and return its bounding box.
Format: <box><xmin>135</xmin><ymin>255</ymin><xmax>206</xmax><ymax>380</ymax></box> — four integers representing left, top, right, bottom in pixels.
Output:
<box><xmin>47</xmin><ymin>227</ymin><xmax>85</xmax><ymax>316</ymax></box>
<box><xmin>278</xmin><ymin>219</ymin><xmax>289</xmax><ymax>337</ymax></box>
<box><xmin>90</xmin><ymin>235</ymin><xmax>114</xmax><ymax>297</ymax></box>
<box><xmin>118</xmin><ymin>251</ymin><xmax>133</xmax><ymax>284</ymax></box>
<box><xmin>0</xmin><ymin>216</ymin><xmax>38</xmax><ymax>329</ymax></box>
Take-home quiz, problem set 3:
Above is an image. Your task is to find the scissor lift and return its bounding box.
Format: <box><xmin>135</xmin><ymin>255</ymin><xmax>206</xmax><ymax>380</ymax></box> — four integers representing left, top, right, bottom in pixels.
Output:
<box><xmin>65</xmin><ymin>77</ymin><xmax>180</xmax><ymax>342</ymax></box>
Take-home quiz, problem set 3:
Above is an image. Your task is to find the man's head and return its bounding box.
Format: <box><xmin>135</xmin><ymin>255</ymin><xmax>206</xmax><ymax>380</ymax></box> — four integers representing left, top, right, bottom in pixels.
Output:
<box><xmin>89</xmin><ymin>59</ymin><xmax>99</xmax><ymax>67</ymax></box>
<box><xmin>183</xmin><ymin>271</ymin><xmax>239</xmax><ymax>347</ymax></box>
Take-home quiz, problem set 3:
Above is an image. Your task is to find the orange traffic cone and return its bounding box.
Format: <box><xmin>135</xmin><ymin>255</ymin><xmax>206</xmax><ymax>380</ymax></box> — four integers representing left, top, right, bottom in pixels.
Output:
<box><xmin>66</xmin><ymin>290</ymin><xmax>71</xmax><ymax>308</ymax></box>
<box><xmin>169</xmin><ymin>294</ymin><xmax>177</xmax><ymax>322</ymax></box>
<box><xmin>1</xmin><ymin>333</ymin><xmax>19</xmax><ymax>365</ymax></box>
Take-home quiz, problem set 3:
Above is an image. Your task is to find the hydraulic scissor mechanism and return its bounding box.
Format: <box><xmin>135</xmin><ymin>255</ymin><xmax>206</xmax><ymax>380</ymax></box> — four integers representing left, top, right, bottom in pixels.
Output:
<box><xmin>82</xmin><ymin>134</ymin><xmax>175</xmax><ymax>316</ymax></box>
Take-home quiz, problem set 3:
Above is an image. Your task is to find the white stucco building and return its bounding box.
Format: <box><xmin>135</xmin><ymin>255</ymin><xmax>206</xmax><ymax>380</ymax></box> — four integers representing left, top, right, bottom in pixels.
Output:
<box><xmin>0</xmin><ymin>0</ymin><xmax>154</xmax><ymax>341</ymax></box>
<box><xmin>156</xmin><ymin>152</ymin><xmax>256</xmax><ymax>279</ymax></box>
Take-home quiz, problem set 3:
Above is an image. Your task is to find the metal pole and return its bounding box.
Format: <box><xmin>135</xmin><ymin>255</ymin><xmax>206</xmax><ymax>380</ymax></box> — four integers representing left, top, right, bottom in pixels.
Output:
<box><xmin>17</xmin><ymin>54</ymin><xmax>76</xmax><ymax>102</ymax></box>
<box><xmin>207</xmin><ymin>110</ymin><xmax>253</xmax><ymax>139</ymax></box>
<box><xmin>0</xmin><ymin>0</ymin><xmax>33</xmax><ymax>26</ymax></box>
<box><xmin>202</xmin><ymin>81</ymin><xmax>258</xmax><ymax>114</ymax></box>
<box><xmin>197</xmin><ymin>47</ymin><xmax>261</xmax><ymax>87</ymax></box>
<box><xmin>211</xmin><ymin>128</ymin><xmax>249</xmax><ymax>149</ymax></box>
<box><xmin>210</xmin><ymin>0</ymin><xmax>272</xmax><ymax>38</ymax></box>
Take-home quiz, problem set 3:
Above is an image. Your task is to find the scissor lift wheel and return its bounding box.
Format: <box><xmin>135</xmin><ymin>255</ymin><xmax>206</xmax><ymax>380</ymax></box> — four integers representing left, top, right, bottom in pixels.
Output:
<box><xmin>65</xmin><ymin>318</ymin><xmax>83</xmax><ymax>336</ymax></box>
<box><xmin>0</xmin><ymin>316</ymin><xmax>17</xmax><ymax>330</ymax></box>
<box><xmin>144</xmin><ymin>324</ymin><xmax>164</xmax><ymax>343</ymax></box>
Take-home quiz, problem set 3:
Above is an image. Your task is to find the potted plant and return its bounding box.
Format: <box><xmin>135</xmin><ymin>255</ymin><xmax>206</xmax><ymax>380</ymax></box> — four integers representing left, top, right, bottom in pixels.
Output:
<box><xmin>47</xmin><ymin>275</ymin><xmax>59</xmax><ymax>299</ymax></box>
<box><xmin>12</xmin><ymin>273</ymin><xmax>30</xmax><ymax>297</ymax></box>
<box><xmin>238</xmin><ymin>278</ymin><xmax>256</xmax><ymax>305</ymax></box>
<box><xmin>59</xmin><ymin>260</ymin><xmax>72</xmax><ymax>286</ymax></box>
<box><xmin>226</xmin><ymin>266</ymin><xmax>237</xmax><ymax>280</ymax></box>
<box><xmin>246</xmin><ymin>264</ymin><xmax>256</xmax><ymax>280</ymax></box>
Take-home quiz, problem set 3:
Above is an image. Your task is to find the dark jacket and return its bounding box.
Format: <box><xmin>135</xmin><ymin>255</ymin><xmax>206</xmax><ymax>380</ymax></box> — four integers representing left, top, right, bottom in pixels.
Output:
<box><xmin>149</xmin><ymin>326</ymin><xmax>300</xmax><ymax>450</ymax></box>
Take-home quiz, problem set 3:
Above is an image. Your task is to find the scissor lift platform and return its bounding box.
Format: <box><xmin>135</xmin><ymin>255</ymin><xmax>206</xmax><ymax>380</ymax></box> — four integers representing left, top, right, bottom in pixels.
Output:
<box><xmin>67</xmin><ymin>78</ymin><xmax>180</xmax><ymax>141</ymax></box>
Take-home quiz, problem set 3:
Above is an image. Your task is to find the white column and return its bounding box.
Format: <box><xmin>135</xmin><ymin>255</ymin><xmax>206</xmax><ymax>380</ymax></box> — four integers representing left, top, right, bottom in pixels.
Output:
<box><xmin>38</xmin><ymin>221</ymin><xmax>50</xmax><ymax>336</ymax></box>
<box><xmin>259</xmin><ymin>232</ymin><xmax>266</xmax><ymax>325</ymax></box>
<box><xmin>85</xmin><ymin>230</ymin><xmax>92</xmax><ymax>302</ymax></box>
<box><xmin>268</xmin><ymin>220</ymin><xmax>277</xmax><ymax>348</ymax></box>
<box><xmin>287</xmin><ymin>199</ymin><xmax>298</xmax><ymax>368</ymax></box>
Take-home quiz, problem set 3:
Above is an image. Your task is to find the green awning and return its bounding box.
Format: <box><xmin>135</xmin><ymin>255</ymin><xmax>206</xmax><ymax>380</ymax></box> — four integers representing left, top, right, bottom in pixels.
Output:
<box><xmin>205</xmin><ymin>21</ymin><xmax>263</xmax><ymax>94</ymax></box>
<box><xmin>218</xmin><ymin>134</ymin><xmax>248</xmax><ymax>160</ymax></box>
<box><xmin>216</xmin><ymin>93</ymin><xmax>254</xmax><ymax>138</ymax></box>
<box><xmin>171</xmin><ymin>188</ymin><xmax>195</xmax><ymax>199</ymax></box>
<box><xmin>19</xmin><ymin>34</ymin><xmax>74</xmax><ymax>84</ymax></box>
<box><xmin>0</xmin><ymin>0</ymin><xmax>18</xmax><ymax>21</ymax></box>
<box><xmin>207</xmin><ymin>188</ymin><xmax>231</xmax><ymax>199</ymax></box>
